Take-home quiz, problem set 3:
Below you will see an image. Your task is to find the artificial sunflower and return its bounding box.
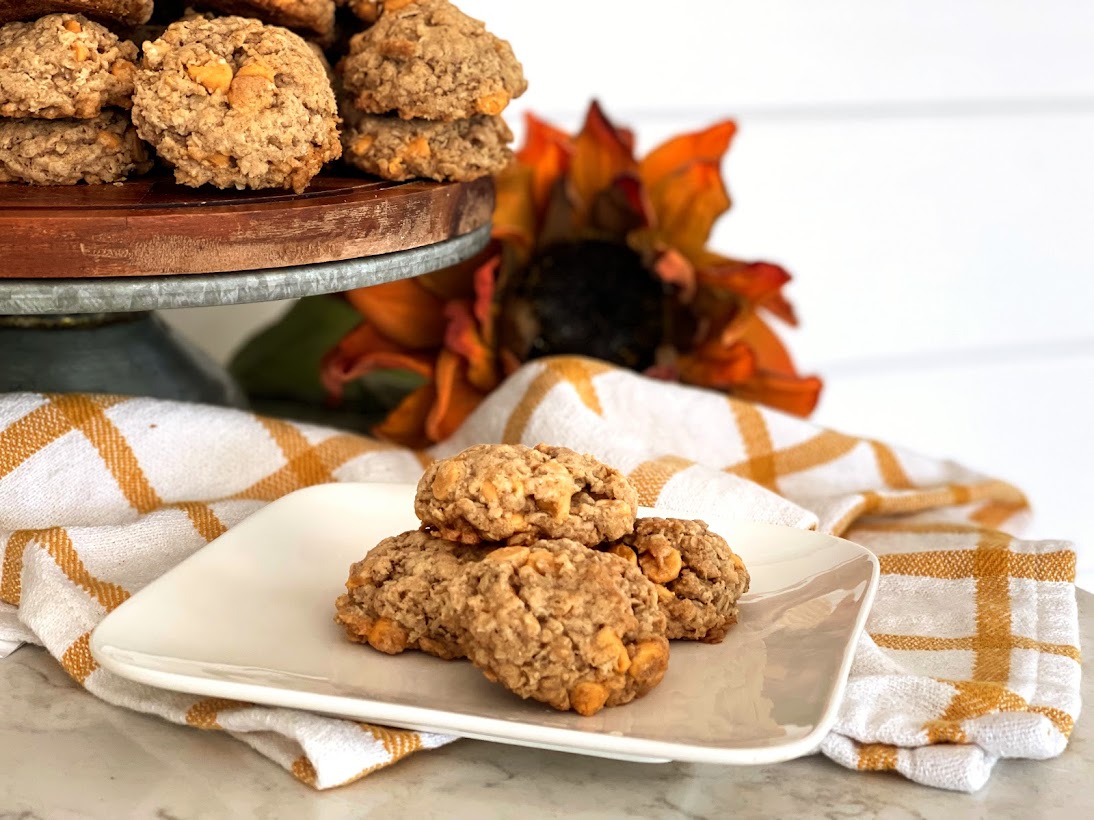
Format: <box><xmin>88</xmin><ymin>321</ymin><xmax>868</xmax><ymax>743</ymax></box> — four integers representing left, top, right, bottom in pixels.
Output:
<box><xmin>321</xmin><ymin>101</ymin><xmax>822</xmax><ymax>448</ymax></box>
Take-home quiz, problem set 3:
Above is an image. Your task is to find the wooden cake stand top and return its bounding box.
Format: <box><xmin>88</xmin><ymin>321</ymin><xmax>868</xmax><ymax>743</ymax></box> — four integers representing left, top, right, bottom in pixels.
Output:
<box><xmin>0</xmin><ymin>175</ymin><xmax>495</xmax><ymax>279</ymax></box>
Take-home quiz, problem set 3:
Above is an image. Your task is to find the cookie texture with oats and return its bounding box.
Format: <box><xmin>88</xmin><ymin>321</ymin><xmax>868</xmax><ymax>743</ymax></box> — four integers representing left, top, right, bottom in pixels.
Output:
<box><xmin>605</xmin><ymin>517</ymin><xmax>750</xmax><ymax>643</ymax></box>
<box><xmin>415</xmin><ymin>443</ymin><xmax>639</xmax><ymax>547</ymax></box>
<box><xmin>341</xmin><ymin>109</ymin><xmax>512</xmax><ymax>181</ymax></box>
<box><xmin>132</xmin><ymin>14</ymin><xmax>340</xmax><ymax>192</ymax></box>
<box><xmin>0</xmin><ymin>1</ymin><xmax>152</xmax><ymax>28</ymax></box>
<box><xmin>339</xmin><ymin>0</ymin><xmax>526</xmax><ymax>121</ymax></box>
<box><xmin>0</xmin><ymin>109</ymin><xmax>151</xmax><ymax>184</ymax></box>
<box><xmin>0</xmin><ymin>13</ymin><xmax>138</xmax><ymax>119</ymax></box>
<box><xmin>334</xmin><ymin>529</ymin><xmax>483</xmax><ymax>660</ymax></box>
<box><xmin>193</xmin><ymin>1</ymin><xmax>336</xmax><ymax>38</ymax></box>
<box><xmin>445</xmin><ymin>539</ymin><xmax>670</xmax><ymax>716</ymax></box>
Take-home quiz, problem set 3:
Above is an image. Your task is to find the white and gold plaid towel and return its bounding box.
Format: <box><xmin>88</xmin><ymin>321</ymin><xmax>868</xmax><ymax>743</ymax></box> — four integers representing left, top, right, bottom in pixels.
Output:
<box><xmin>0</xmin><ymin>356</ymin><xmax>1080</xmax><ymax>792</ymax></box>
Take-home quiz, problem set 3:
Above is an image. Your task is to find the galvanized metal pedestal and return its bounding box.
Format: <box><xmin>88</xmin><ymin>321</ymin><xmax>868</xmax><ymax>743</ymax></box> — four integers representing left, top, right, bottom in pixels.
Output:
<box><xmin>0</xmin><ymin>174</ymin><xmax>494</xmax><ymax>406</ymax></box>
<box><xmin>0</xmin><ymin>226</ymin><xmax>490</xmax><ymax>405</ymax></box>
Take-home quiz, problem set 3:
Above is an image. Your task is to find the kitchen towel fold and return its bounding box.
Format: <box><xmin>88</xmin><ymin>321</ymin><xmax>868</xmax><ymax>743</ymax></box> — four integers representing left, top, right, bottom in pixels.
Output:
<box><xmin>0</xmin><ymin>355</ymin><xmax>1080</xmax><ymax>792</ymax></box>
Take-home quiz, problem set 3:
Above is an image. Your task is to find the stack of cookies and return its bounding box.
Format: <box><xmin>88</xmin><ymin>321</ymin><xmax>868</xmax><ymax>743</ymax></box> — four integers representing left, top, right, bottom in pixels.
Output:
<box><xmin>335</xmin><ymin>443</ymin><xmax>751</xmax><ymax>717</ymax></box>
<box><xmin>131</xmin><ymin>13</ymin><xmax>341</xmax><ymax>192</ymax></box>
<box><xmin>0</xmin><ymin>9</ymin><xmax>152</xmax><ymax>184</ymax></box>
<box><xmin>336</xmin><ymin>0</ymin><xmax>526</xmax><ymax>182</ymax></box>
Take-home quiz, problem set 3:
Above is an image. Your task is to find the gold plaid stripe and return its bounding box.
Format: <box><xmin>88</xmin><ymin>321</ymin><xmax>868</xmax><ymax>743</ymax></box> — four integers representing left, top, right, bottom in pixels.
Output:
<box><xmin>831</xmin><ymin>480</ymin><xmax>1027</xmax><ymax>535</ymax></box>
<box><xmin>0</xmin><ymin>400</ymin><xmax>77</xmax><ymax>480</ymax></box>
<box><xmin>727</xmin><ymin>401</ymin><xmax>777</xmax><ymax>487</ymax></box>
<box><xmin>627</xmin><ymin>456</ymin><xmax>694</xmax><ymax>506</ymax></box>
<box><xmin>366</xmin><ymin>724</ymin><xmax>423</xmax><ymax>759</ymax></box>
<box><xmin>927</xmin><ymin>680</ymin><xmax>1075</xmax><ymax>741</ymax></box>
<box><xmin>970</xmin><ymin>499</ymin><xmax>1029</xmax><ymax>529</ymax></box>
<box><xmin>874</xmin><ymin>549</ymin><xmax>1075</xmax><ymax>582</ymax></box>
<box><xmin>291</xmin><ymin>756</ymin><xmax>319</xmax><ymax>787</ymax></box>
<box><xmin>60</xmin><ymin>632</ymin><xmax>98</xmax><ymax>684</ymax></box>
<box><xmin>725</xmin><ymin>428</ymin><xmax>859</xmax><ymax>491</ymax></box>
<box><xmin>502</xmin><ymin>357</ymin><xmax>610</xmax><ymax>443</ymax></box>
<box><xmin>870</xmin><ymin>633</ymin><xmax>1080</xmax><ymax>661</ymax></box>
<box><xmin>1</xmin><ymin>530</ymin><xmax>37</xmax><ymax>606</ymax></box>
<box><xmin>172</xmin><ymin>502</ymin><xmax>228</xmax><ymax>543</ymax></box>
<box><xmin>50</xmin><ymin>395</ymin><xmax>162</xmax><ymax>514</ymax></box>
<box><xmin>233</xmin><ymin>431</ymin><xmax>392</xmax><ymax>502</ymax></box>
<box><xmin>868</xmin><ymin>441</ymin><xmax>914</xmax><ymax>489</ymax></box>
<box><xmin>185</xmin><ymin>697</ymin><xmax>249</xmax><ymax>730</ymax></box>
<box><xmin>856</xmin><ymin>743</ymin><xmax>899</xmax><ymax>771</ymax></box>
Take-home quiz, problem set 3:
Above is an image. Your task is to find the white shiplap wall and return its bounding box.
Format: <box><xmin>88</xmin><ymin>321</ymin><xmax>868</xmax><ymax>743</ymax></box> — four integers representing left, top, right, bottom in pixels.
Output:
<box><xmin>164</xmin><ymin>0</ymin><xmax>1094</xmax><ymax>586</ymax></box>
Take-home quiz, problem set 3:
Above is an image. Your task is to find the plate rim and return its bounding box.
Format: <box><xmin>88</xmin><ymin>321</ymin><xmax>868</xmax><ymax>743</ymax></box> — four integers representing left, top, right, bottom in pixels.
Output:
<box><xmin>90</xmin><ymin>482</ymin><xmax>879</xmax><ymax>766</ymax></box>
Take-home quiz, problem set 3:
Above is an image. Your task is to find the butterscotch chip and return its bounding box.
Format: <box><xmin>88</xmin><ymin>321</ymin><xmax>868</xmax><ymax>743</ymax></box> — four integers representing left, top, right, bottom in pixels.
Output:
<box><xmin>445</xmin><ymin>539</ymin><xmax>669</xmax><ymax>716</ymax></box>
<box><xmin>334</xmin><ymin>529</ymin><xmax>483</xmax><ymax>660</ymax></box>
<box><xmin>132</xmin><ymin>15</ymin><xmax>340</xmax><ymax>192</ymax></box>
<box><xmin>0</xmin><ymin>110</ymin><xmax>151</xmax><ymax>185</ymax></box>
<box><xmin>0</xmin><ymin>2</ymin><xmax>152</xmax><ymax>28</ymax></box>
<box><xmin>194</xmin><ymin>1</ymin><xmax>336</xmax><ymax>38</ymax></box>
<box><xmin>341</xmin><ymin>110</ymin><xmax>512</xmax><ymax>182</ymax></box>
<box><xmin>0</xmin><ymin>14</ymin><xmax>138</xmax><ymax>119</ymax></box>
<box><xmin>605</xmin><ymin>518</ymin><xmax>750</xmax><ymax>643</ymax></box>
<box><xmin>339</xmin><ymin>0</ymin><xmax>526</xmax><ymax>122</ymax></box>
<box><xmin>415</xmin><ymin>443</ymin><xmax>639</xmax><ymax>547</ymax></box>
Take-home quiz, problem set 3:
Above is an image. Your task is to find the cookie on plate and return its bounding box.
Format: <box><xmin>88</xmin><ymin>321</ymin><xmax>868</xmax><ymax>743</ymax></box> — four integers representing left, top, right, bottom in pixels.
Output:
<box><xmin>339</xmin><ymin>0</ymin><xmax>526</xmax><ymax>121</ymax></box>
<box><xmin>605</xmin><ymin>518</ymin><xmax>750</xmax><ymax>643</ymax></box>
<box><xmin>194</xmin><ymin>1</ymin><xmax>336</xmax><ymax>38</ymax></box>
<box><xmin>335</xmin><ymin>529</ymin><xmax>482</xmax><ymax>660</ymax></box>
<box><xmin>342</xmin><ymin>111</ymin><xmax>512</xmax><ymax>181</ymax></box>
<box><xmin>446</xmin><ymin>539</ymin><xmax>670</xmax><ymax>716</ymax></box>
<box><xmin>0</xmin><ymin>14</ymin><xmax>138</xmax><ymax>119</ymax></box>
<box><xmin>132</xmin><ymin>15</ymin><xmax>341</xmax><ymax>191</ymax></box>
<box><xmin>0</xmin><ymin>1</ymin><xmax>152</xmax><ymax>28</ymax></box>
<box><xmin>0</xmin><ymin>109</ymin><xmax>151</xmax><ymax>184</ymax></box>
<box><xmin>415</xmin><ymin>443</ymin><xmax>639</xmax><ymax>547</ymax></box>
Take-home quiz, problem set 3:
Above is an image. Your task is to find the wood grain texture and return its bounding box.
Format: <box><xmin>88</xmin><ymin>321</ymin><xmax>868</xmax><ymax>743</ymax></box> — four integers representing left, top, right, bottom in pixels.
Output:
<box><xmin>0</xmin><ymin>175</ymin><xmax>495</xmax><ymax>279</ymax></box>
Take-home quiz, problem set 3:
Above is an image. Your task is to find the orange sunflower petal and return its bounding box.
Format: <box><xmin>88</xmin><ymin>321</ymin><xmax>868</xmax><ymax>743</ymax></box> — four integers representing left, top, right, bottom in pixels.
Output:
<box><xmin>761</xmin><ymin>291</ymin><xmax>799</xmax><ymax>326</ymax></box>
<box><xmin>344</xmin><ymin>279</ymin><xmax>446</xmax><ymax>349</ymax></box>
<box><xmin>444</xmin><ymin>300</ymin><xmax>497</xmax><ymax>392</ymax></box>
<box><xmin>373</xmin><ymin>384</ymin><xmax>436</xmax><ymax>449</ymax></box>
<box><xmin>731</xmin><ymin>312</ymin><xmax>800</xmax><ymax>378</ymax></box>
<box><xmin>517</xmin><ymin>112</ymin><xmax>573</xmax><ymax>216</ymax></box>
<box><xmin>677</xmin><ymin>341</ymin><xmax>756</xmax><ymax>388</ymax></box>
<box><xmin>569</xmin><ymin>101</ymin><xmax>638</xmax><ymax>222</ymax></box>
<box><xmin>732</xmin><ymin>372</ymin><xmax>823</xmax><ymax>418</ymax></box>
<box><xmin>425</xmin><ymin>350</ymin><xmax>487</xmax><ymax>443</ymax></box>
<box><xmin>493</xmin><ymin>162</ymin><xmax>537</xmax><ymax>251</ymax></box>
<box><xmin>699</xmin><ymin>260</ymin><xmax>791</xmax><ymax>303</ymax></box>
<box><xmin>648</xmin><ymin>160</ymin><xmax>730</xmax><ymax>260</ymax></box>
<box><xmin>640</xmin><ymin>119</ymin><xmax>737</xmax><ymax>188</ymax></box>
<box><xmin>320</xmin><ymin>323</ymin><xmax>434</xmax><ymax>401</ymax></box>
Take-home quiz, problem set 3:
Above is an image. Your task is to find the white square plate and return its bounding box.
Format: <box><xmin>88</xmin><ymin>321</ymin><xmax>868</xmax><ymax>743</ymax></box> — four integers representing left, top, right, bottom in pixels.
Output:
<box><xmin>91</xmin><ymin>483</ymin><xmax>878</xmax><ymax>765</ymax></box>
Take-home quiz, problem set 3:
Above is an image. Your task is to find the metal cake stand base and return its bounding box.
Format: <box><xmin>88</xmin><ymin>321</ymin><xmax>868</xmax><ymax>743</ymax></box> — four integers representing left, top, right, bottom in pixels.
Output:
<box><xmin>0</xmin><ymin>226</ymin><xmax>490</xmax><ymax>405</ymax></box>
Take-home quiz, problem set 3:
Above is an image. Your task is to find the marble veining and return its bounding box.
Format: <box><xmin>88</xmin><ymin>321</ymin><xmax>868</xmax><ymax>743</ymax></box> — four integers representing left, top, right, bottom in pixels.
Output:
<box><xmin>0</xmin><ymin>592</ymin><xmax>1089</xmax><ymax>819</ymax></box>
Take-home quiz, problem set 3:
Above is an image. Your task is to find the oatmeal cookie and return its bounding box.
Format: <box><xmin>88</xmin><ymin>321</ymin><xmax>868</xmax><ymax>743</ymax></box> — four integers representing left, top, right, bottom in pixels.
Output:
<box><xmin>334</xmin><ymin>529</ymin><xmax>481</xmax><ymax>660</ymax></box>
<box><xmin>194</xmin><ymin>1</ymin><xmax>336</xmax><ymax>38</ymax></box>
<box><xmin>446</xmin><ymin>539</ymin><xmax>670</xmax><ymax>716</ymax></box>
<box><xmin>342</xmin><ymin>111</ymin><xmax>512</xmax><ymax>181</ymax></box>
<box><xmin>0</xmin><ymin>109</ymin><xmax>151</xmax><ymax>184</ymax></box>
<box><xmin>606</xmin><ymin>518</ymin><xmax>750</xmax><ymax>643</ymax></box>
<box><xmin>0</xmin><ymin>2</ymin><xmax>152</xmax><ymax>28</ymax></box>
<box><xmin>415</xmin><ymin>443</ymin><xmax>639</xmax><ymax>547</ymax></box>
<box><xmin>0</xmin><ymin>14</ymin><xmax>138</xmax><ymax>119</ymax></box>
<box><xmin>339</xmin><ymin>0</ymin><xmax>526</xmax><ymax>121</ymax></box>
<box><xmin>132</xmin><ymin>15</ymin><xmax>341</xmax><ymax>192</ymax></box>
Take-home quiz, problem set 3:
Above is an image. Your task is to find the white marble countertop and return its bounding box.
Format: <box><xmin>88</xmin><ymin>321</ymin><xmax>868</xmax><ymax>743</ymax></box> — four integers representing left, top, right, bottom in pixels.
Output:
<box><xmin>2</xmin><ymin>591</ymin><xmax>1088</xmax><ymax>819</ymax></box>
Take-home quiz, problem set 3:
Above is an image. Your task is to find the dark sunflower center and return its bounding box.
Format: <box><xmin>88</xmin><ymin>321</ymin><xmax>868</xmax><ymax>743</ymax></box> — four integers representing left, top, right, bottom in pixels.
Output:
<box><xmin>500</xmin><ymin>240</ymin><xmax>666</xmax><ymax>370</ymax></box>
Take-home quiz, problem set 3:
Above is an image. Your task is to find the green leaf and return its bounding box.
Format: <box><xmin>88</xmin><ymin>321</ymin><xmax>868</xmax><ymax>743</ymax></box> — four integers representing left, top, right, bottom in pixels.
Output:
<box><xmin>229</xmin><ymin>294</ymin><xmax>364</xmax><ymax>405</ymax></box>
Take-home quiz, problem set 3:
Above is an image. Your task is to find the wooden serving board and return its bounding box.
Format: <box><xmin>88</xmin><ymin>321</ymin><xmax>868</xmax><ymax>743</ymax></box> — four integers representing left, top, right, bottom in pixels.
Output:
<box><xmin>0</xmin><ymin>175</ymin><xmax>494</xmax><ymax>279</ymax></box>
